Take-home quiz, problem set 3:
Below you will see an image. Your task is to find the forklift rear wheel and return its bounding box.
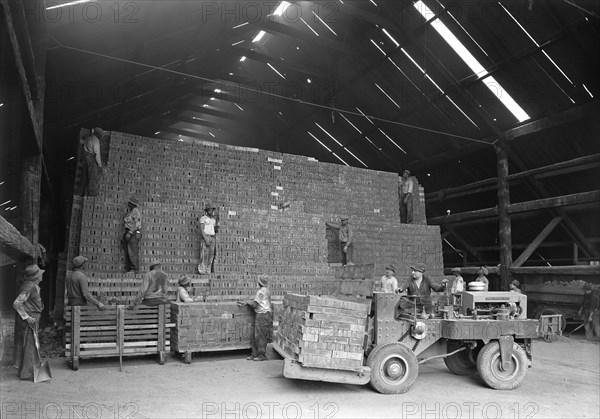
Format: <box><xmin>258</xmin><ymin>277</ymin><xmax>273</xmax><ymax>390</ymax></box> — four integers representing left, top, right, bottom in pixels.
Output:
<box><xmin>367</xmin><ymin>343</ymin><xmax>418</xmax><ymax>394</ymax></box>
<box><xmin>444</xmin><ymin>341</ymin><xmax>477</xmax><ymax>376</ymax></box>
<box><xmin>476</xmin><ymin>341</ymin><xmax>528</xmax><ymax>390</ymax></box>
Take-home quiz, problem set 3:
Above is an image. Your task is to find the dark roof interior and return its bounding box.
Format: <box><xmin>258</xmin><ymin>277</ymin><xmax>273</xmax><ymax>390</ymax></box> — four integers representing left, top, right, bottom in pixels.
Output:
<box><xmin>27</xmin><ymin>0</ymin><xmax>600</xmax><ymax>265</ymax></box>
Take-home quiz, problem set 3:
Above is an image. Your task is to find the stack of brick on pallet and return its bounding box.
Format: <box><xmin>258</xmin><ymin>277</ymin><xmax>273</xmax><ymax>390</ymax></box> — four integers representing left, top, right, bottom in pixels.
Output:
<box><xmin>170</xmin><ymin>302</ymin><xmax>254</xmax><ymax>351</ymax></box>
<box><xmin>277</xmin><ymin>294</ymin><xmax>369</xmax><ymax>371</ymax></box>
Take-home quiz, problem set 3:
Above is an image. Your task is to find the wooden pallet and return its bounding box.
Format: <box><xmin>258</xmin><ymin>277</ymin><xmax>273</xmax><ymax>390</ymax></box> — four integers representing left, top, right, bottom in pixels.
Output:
<box><xmin>64</xmin><ymin>304</ymin><xmax>174</xmax><ymax>370</ymax></box>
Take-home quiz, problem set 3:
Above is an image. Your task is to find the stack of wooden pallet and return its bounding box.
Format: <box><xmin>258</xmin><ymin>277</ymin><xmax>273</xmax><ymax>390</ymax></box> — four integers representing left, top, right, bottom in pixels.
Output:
<box><xmin>276</xmin><ymin>294</ymin><xmax>369</xmax><ymax>371</ymax></box>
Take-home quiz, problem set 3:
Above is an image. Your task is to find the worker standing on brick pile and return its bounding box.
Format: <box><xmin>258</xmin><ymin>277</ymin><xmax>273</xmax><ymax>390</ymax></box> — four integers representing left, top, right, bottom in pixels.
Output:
<box><xmin>237</xmin><ymin>276</ymin><xmax>272</xmax><ymax>361</ymax></box>
<box><xmin>476</xmin><ymin>266</ymin><xmax>490</xmax><ymax>291</ymax></box>
<box><xmin>198</xmin><ymin>203</ymin><xmax>217</xmax><ymax>274</ymax></box>
<box><xmin>380</xmin><ymin>264</ymin><xmax>399</xmax><ymax>293</ymax></box>
<box><xmin>79</xmin><ymin>127</ymin><xmax>105</xmax><ymax>197</ymax></box>
<box><xmin>128</xmin><ymin>260</ymin><xmax>170</xmax><ymax>308</ymax></box>
<box><xmin>397</xmin><ymin>263</ymin><xmax>448</xmax><ymax>318</ymax></box>
<box><xmin>450</xmin><ymin>267</ymin><xmax>465</xmax><ymax>294</ymax></box>
<box><xmin>66</xmin><ymin>256</ymin><xmax>105</xmax><ymax>310</ymax></box>
<box><xmin>578</xmin><ymin>283</ymin><xmax>600</xmax><ymax>341</ymax></box>
<box><xmin>399</xmin><ymin>169</ymin><xmax>414</xmax><ymax>224</ymax></box>
<box><xmin>176</xmin><ymin>275</ymin><xmax>202</xmax><ymax>302</ymax></box>
<box><xmin>12</xmin><ymin>264</ymin><xmax>45</xmax><ymax>380</ymax></box>
<box><xmin>325</xmin><ymin>215</ymin><xmax>354</xmax><ymax>265</ymax></box>
<box><xmin>122</xmin><ymin>196</ymin><xmax>142</xmax><ymax>273</ymax></box>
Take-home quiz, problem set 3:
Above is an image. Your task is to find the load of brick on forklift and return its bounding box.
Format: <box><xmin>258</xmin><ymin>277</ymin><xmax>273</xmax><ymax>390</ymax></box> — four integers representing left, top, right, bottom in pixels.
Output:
<box><xmin>276</xmin><ymin>293</ymin><xmax>369</xmax><ymax>371</ymax></box>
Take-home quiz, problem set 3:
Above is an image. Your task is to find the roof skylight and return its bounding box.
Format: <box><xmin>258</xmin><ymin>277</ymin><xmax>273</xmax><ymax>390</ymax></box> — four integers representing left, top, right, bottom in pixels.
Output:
<box><xmin>382</xmin><ymin>29</ymin><xmax>400</xmax><ymax>48</ymax></box>
<box><xmin>582</xmin><ymin>84</ymin><xmax>594</xmax><ymax>98</ymax></box>
<box><xmin>375</xmin><ymin>83</ymin><xmax>402</xmax><ymax>109</ymax></box>
<box><xmin>300</xmin><ymin>17</ymin><xmax>319</xmax><ymax>36</ymax></box>
<box><xmin>231</xmin><ymin>40</ymin><xmax>244</xmax><ymax>46</ymax></box>
<box><xmin>356</xmin><ymin>107</ymin><xmax>375</xmax><ymax>124</ymax></box>
<box><xmin>233</xmin><ymin>22</ymin><xmax>249</xmax><ymax>29</ymax></box>
<box><xmin>239</xmin><ymin>56</ymin><xmax>247</xmax><ymax>62</ymax></box>
<box><xmin>308</xmin><ymin>132</ymin><xmax>349</xmax><ymax>166</ymax></box>
<box><xmin>312</xmin><ymin>11</ymin><xmax>338</xmax><ymax>36</ymax></box>
<box><xmin>235</xmin><ymin>104</ymin><xmax>244</xmax><ymax>111</ymax></box>
<box><xmin>267</xmin><ymin>63</ymin><xmax>286</xmax><ymax>79</ymax></box>
<box><xmin>316</xmin><ymin>123</ymin><xmax>368</xmax><ymax>167</ymax></box>
<box><xmin>252</xmin><ymin>31</ymin><xmax>266</xmax><ymax>43</ymax></box>
<box><xmin>378</xmin><ymin>128</ymin><xmax>406</xmax><ymax>154</ymax></box>
<box><xmin>414</xmin><ymin>0</ymin><xmax>530</xmax><ymax>122</ymax></box>
<box><xmin>273</xmin><ymin>1</ymin><xmax>291</xmax><ymax>16</ymax></box>
<box><xmin>370</xmin><ymin>39</ymin><xmax>387</xmax><ymax>56</ymax></box>
<box><xmin>339</xmin><ymin>113</ymin><xmax>362</xmax><ymax>134</ymax></box>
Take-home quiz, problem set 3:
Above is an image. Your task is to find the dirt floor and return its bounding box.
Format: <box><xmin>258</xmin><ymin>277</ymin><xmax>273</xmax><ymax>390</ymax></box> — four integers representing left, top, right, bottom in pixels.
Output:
<box><xmin>1</xmin><ymin>335</ymin><xmax>598</xmax><ymax>419</ymax></box>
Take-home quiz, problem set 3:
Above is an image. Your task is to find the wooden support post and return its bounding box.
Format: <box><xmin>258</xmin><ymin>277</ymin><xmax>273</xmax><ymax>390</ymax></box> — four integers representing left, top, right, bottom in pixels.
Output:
<box><xmin>513</xmin><ymin>216</ymin><xmax>563</xmax><ymax>267</ymax></box>
<box><xmin>495</xmin><ymin>141</ymin><xmax>512</xmax><ymax>290</ymax></box>
<box><xmin>573</xmin><ymin>243</ymin><xmax>579</xmax><ymax>265</ymax></box>
<box><xmin>19</xmin><ymin>154</ymin><xmax>42</xmax><ymax>257</ymax></box>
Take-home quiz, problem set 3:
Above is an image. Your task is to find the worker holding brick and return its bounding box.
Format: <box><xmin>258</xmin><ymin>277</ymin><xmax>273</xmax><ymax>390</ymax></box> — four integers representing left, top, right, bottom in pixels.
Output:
<box><xmin>237</xmin><ymin>276</ymin><xmax>272</xmax><ymax>361</ymax></box>
<box><xmin>128</xmin><ymin>260</ymin><xmax>170</xmax><ymax>308</ymax></box>
<box><xmin>198</xmin><ymin>203</ymin><xmax>218</xmax><ymax>275</ymax></box>
<box><xmin>325</xmin><ymin>215</ymin><xmax>354</xmax><ymax>265</ymax></box>
<box><xmin>397</xmin><ymin>262</ymin><xmax>448</xmax><ymax>318</ymax></box>
<box><xmin>122</xmin><ymin>196</ymin><xmax>142</xmax><ymax>273</ymax></box>
<box><xmin>79</xmin><ymin>127</ymin><xmax>105</xmax><ymax>197</ymax></box>
<box><xmin>380</xmin><ymin>264</ymin><xmax>399</xmax><ymax>293</ymax></box>
<box><xmin>399</xmin><ymin>170</ymin><xmax>414</xmax><ymax>224</ymax></box>
<box><xmin>66</xmin><ymin>255</ymin><xmax>105</xmax><ymax>309</ymax></box>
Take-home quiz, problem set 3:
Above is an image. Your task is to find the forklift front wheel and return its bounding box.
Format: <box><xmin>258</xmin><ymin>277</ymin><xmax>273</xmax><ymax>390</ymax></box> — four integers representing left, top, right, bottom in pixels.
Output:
<box><xmin>476</xmin><ymin>341</ymin><xmax>528</xmax><ymax>390</ymax></box>
<box><xmin>367</xmin><ymin>343</ymin><xmax>419</xmax><ymax>394</ymax></box>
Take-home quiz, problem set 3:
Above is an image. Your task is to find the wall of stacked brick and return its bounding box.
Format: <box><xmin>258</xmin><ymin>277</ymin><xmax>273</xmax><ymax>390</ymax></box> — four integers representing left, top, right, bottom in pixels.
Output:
<box><xmin>69</xmin><ymin>131</ymin><xmax>443</xmax><ymax>304</ymax></box>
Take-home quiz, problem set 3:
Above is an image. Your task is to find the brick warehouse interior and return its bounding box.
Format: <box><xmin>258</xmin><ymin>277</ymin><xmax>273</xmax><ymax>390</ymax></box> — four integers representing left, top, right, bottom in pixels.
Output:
<box><xmin>1</xmin><ymin>1</ymin><xmax>600</xmax><ymax>418</ymax></box>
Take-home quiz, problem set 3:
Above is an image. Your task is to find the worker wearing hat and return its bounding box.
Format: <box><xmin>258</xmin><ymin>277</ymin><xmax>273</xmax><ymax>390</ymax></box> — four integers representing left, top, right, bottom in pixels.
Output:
<box><xmin>176</xmin><ymin>275</ymin><xmax>202</xmax><ymax>302</ymax></box>
<box><xmin>79</xmin><ymin>127</ymin><xmax>106</xmax><ymax>197</ymax></box>
<box><xmin>578</xmin><ymin>283</ymin><xmax>600</xmax><ymax>340</ymax></box>
<box><xmin>509</xmin><ymin>279</ymin><xmax>522</xmax><ymax>293</ymax></box>
<box><xmin>450</xmin><ymin>267</ymin><xmax>465</xmax><ymax>294</ymax></box>
<box><xmin>122</xmin><ymin>196</ymin><xmax>142</xmax><ymax>273</ymax></box>
<box><xmin>238</xmin><ymin>276</ymin><xmax>272</xmax><ymax>361</ymax></box>
<box><xmin>128</xmin><ymin>260</ymin><xmax>169</xmax><ymax>309</ymax></box>
<box><xmin>198</xmin><ymin>202</ymin><xmax>218</xmax><ymax>275</ymax></box>
<box><xmin>66</xmin><ymin>256</ymin><xmax>105</xmax><ymax>309</ymax></box>
<box><xmin>380</xmin><ymin>264</ymin><xmax>399</xmax><ymax>293</ymax></box>
<box><xmin>13</xmin><ymin>264</ymin><xmax>45</xmax><ymax>380</ymax></box>
<box><xmin>399</xmin><ymin>169</ymin><xmax>414</xmax><ymax>224</ymax></box>
<box><xmin>476</xmin><ymin>266</ymin><xmax>489</xmax><ymax>292</ymax></box>
<box><xmin>397</xmin><ymin>262</ymin><xmax>448</xmax><ymax>317</ymax></box>
<box><xmin>325</xmin><ymin>215</ymin><xmax>354</xmax><ymax>266</ymax></box>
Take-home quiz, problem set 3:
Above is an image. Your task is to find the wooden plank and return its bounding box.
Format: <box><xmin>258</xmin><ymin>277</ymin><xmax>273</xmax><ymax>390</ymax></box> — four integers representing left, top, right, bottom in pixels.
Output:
<box><xmin>513</xmin><ymin>216</ymin><xmax>564</xmax><ymax>267</ymax></box>
<box><xmin>0</xmin><ymin>215</ymin><xmax>37</xmax><ymax>260</ymax></box>
<box><xmin>282</xmin><ymin>358</ymin><xmax>370</xmax><ymax>385</ymax></box>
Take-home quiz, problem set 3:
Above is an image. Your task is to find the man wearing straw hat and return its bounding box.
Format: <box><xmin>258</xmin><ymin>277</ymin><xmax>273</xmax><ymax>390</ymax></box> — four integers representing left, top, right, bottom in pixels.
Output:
<box><xmin>176</xmin><ymin>275</ymin><xmax>203</xmax><ymax>302</ymax></box>
<box><xmin>122</xmin><ymin>196</ymin><xmax>142</xmax><ymax>273</ymax></box>
<box><xmin>66</xmin><ymin>255</ymin><xmax>105</xmax><ymax>309</ymax></box>
<box><xmin>12</xmin><ymin>264</ymin><xmax>45</xmax><ymax>380</ymax></box>
<box><xmin>238</xmin><ymin>276</ymin><xmax>272</xmax><ymax>361</ymax></box>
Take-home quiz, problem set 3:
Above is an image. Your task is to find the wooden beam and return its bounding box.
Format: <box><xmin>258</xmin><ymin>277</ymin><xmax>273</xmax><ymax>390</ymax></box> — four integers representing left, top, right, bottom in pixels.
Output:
<box><xmin>495</xmin><ymin>141</ymin><xmax>512</xmax><ymax>288</ymax></box>
<box><xmin>513</xmin><ymin>216</ymin><xmax>564</xmax><ymax>268</ymax></box>
<box><xmin>444</xmin><ymin>225</ymin><xmax>482</xmax><ymax>262</ymax></box>
<box><xmin>445</xmin><ymin>265</ymin><xmax>600</xmax><ymax>276</ymax></box>
<box><xmin>428</xmin><ymin>190</ymin><xmax>600</xmax><ymax>224</ymax></box>
<box><xmin>0</xmin><ymin>216</ymin><xmax>37</xmax><ymax>261</ymax></box>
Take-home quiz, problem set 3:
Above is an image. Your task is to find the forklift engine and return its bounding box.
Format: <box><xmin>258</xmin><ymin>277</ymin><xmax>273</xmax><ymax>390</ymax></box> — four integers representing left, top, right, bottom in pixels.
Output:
<box><xmin>454</xmin><ymin>291</ymin><xmax>528</xmax><ymax>319</ymax></box>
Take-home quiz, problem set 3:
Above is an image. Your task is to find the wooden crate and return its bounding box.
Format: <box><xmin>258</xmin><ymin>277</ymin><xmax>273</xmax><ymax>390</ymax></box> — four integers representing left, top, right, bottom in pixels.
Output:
<box><xmin>64</xmin><ymin>304</ymin><xmax>174</xmax><ymax>370</ymax></box>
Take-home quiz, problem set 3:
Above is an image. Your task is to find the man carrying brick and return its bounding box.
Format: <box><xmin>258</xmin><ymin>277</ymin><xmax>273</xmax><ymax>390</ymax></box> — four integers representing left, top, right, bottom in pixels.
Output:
<box><xmin>198</xmin><ymin>203</ymin><xmax>218</xmax><ymax>274</ymax></box>
<box><xmin>66</xmin><ymin>255</ymin><xmax>105</xmax><ymax>310</ymax></box>
<box><xmin>237</xmin><ymin>276</ymin><xmax>272</xmax><ymax>361</ymax></box>
<box><xmin>122</xmin><ymin>196</ymin><xmax>142</xmax><ymax>273</ymax></box>
<box><xmin>399</xmin><ymin>169</ymin><xmax>414</xmax><ymax>224</ymax></box>
<box><xmin>397</xmin><ymin>262</ymin><xmax>448</xmax><ymax>317</ymax></box>
<box><xmin>128</xmin><ymin>260</ymin><xmax>170</xmax><ymax>309</ymax></box>
<box><xmin>325</xmin><ymin>215</ymin><xmax>354</xmax><ymax>265</ymax></box>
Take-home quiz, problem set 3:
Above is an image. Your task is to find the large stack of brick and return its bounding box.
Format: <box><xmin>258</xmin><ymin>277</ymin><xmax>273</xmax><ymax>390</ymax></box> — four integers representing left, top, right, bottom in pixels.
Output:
<box><xmin>277</xmin><ymin>294</ymin><xmax>369</xmax><ymax>370</ymax></box>
<box><xmin>63</xmin><ymin>131</ymin><xmax>444</xmax><ymax>308</ymax></box>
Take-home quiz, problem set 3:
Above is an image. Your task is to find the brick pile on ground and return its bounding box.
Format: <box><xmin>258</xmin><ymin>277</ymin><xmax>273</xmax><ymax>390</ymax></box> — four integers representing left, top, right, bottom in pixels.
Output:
<box><xmin>276</xmin><ymin>294</ymin><xmax>369</xmax><ymax>371</ymax></box>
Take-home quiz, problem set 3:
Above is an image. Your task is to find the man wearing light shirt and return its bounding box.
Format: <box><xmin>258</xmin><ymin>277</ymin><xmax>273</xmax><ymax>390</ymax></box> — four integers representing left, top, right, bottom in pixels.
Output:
<box><xmin>80</xmin><ymin>127</ymin><xmax>105</xmax><ymax>196</ymax></box>
<box><xmin>400</xmin><ymin>170</ymin><xmax>414</xmax><ymax>224</ymax></box>
<box><xmin>198</xmin><ymin>203</ymin><xmax>218</xmax><ymax>274</ymax></box>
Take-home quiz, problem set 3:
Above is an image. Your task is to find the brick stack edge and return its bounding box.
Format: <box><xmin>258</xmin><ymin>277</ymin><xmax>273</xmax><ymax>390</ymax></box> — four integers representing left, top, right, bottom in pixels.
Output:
<box><xmin>66</xmin><ymin>131</ymin><xmax>444</xmax><ymax>311</ymax></box>
<box><xmin>277</xmin><ymin>294</ymin><xmax>369</xmax><ymax>370</ymax></box>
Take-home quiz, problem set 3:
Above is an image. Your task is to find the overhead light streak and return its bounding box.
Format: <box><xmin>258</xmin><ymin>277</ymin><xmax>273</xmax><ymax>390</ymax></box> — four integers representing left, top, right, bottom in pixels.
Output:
<box><xmin>267</xmin><ymin>63</ymin><xmax>286</xmax><ymax>79</ymax></box>
<box><xmin>252</xmin><ymin>31</ymin><xmax>266</xmax><ymax>43</ymax></box>
<box><xmin>299</xmin><ymin>17</ymin><xmax>319</xmax><ymax>36</ymax></box>
<box><xmin>233</xmin><ymin>22</ymin><xmax>249</xmax><ymax>29</ymax></box>
<box><xmin>46</xmin><ymin>0</ymin><xmax>92</xmax><ymax>10</ymax></box>
<box><xmin>378</xmin><ymin>128</ymin><xmax>406</xmax><ymax>153</ymax></box>
<box><xmin>382</xmin><ymin>28</ymin><xmax>399</xmax><ymax>48</ymax></box>
<box><xmin>312</xmin><ymin>11</ymin><xmax>337</xmax><ymax>36</ymax></box>
<box><xmin>375</xmin><ymin>83</ymin><xmax>401</xmax><ymax>109</ymax></box>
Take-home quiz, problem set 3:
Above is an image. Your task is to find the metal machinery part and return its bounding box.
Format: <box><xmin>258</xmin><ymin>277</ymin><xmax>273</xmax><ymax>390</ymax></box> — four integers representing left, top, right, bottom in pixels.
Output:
<box><xmin>456</xmin><ymin>291</ymin><xmax>528</xmax><ymax>319</ymax></box>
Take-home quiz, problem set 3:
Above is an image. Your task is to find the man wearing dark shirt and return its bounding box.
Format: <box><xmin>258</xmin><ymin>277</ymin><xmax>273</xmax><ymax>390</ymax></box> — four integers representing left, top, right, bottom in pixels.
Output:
<box><xmin>397</xmin><ymin>262</ymin><xmax>447</xmax><ymax>316</ymax></box>
<box><xmin>66</xmin><ymin>255</ymin><xmax>105</xmax><ymax>309</ymax></box>
<box><xmin>128</xmin><ymin>260</ymin><xmax>170</xmax><ymax>308</ymax></box>
<box><xmin>578</xmin><ymin>283</ymin><xmax>600</xmax><ymax>340</ymax></box>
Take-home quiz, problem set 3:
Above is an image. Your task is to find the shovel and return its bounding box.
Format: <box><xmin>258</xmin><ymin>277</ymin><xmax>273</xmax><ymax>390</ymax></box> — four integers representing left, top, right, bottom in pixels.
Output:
<box><xmin>31</xmin><ymin>324</ymin><xmax>52</xmax><ymax>383</ymax></box>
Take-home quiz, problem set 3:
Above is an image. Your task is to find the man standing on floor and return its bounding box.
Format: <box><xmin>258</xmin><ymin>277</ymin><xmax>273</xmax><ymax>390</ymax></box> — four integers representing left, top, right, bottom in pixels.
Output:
<box><xmin>122</xmin><ymin>196</ymin><xmax>142</xmax><ymax>273</ymax></box>
<box><xmin>325</xmin><ymin>215</ymin><xmax>354</xmax><ymax>265</ymax></box>
<box><xmin>80</xmin><ymin>128</ymin><xmax>105</xmax><ymax>197</ymax></box>
<box><xmin>198</xmin><ymin>203</ymin><xmax>217</xmax><ymax>274</ymax></box>
<box><xmin>578</xmin><ymin>283</ymin><xmax>600</xmax><ymax>340</ymax></box>
<box><xmin>12</xmin><ymin>264</ymin><xmax>45</xmax><ymax>380</ymax></box>
<box><xmin>399</xmin><ymin>170</ymin><xmax>414</xmax><ymax>224</ymax></box>
<box><xmin>128</xmin><ymin>260</ymin><xmax>170</xmax><ymax>309</ymax></box>
<box><xmin>66</xmin><ymin>255</ymin><xmax>105</xmax><ymax>309</ymax></box>
<box><xmin>238</xmin><ymin>276</ymin><xmax>272</xmax><ymax>361</ymax></box>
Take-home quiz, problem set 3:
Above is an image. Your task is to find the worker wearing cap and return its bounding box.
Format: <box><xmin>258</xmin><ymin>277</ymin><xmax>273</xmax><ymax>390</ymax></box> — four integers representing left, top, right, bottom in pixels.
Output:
<box><xmin>450</xmin><ymin>267</ymin><xmax>465</xmax><ymax>294</ymax></box>
<box><xmin>13</xmin><ymin>264</ymin><xmax>45</xmax><ymax>380</ymax></box>
<box><xmin>176</xmin><ymin>275</ymin><xmax>202</xmax><ymax>302</ymax></box>
<box><xmin>128</xmin><ymin>260</ymin><xmax>169</xmax><ymax>309</ymax></box>
<box><xmin>509</xmin><ymin>279</ymin><xmax>522</xmax><ymax>293</ymax></box>
<box><xmin>80</xmin><ymin>127</ymin><xmax>105</xmax><ymax>196</ymax></box>
<box><xmin>66</xmin><ymin>256</ymin><xmax>105</xmax><ymax>309</ymax></box>
<box><xmin>399</xmin><ymin>170</ymin><xmax>414</xmax><ymax>224</ymax></box>
<box><xmin>325</xmin><ymin>215</ymin><xmax>354</xmax><ymax>265</ymax></box>
<box><xmin>198</xmin><ymin>203</ymin><xmax>218</xmax><ymax>274</ymax></box>
<box><xmin>122</xmin><ymin>196</ymin><xmax>142</xmax><ymax>273</ymax></box>
<box><xmin>477</xmin><ymin>266</ymin><xmax>489</xmax><ymax>292</ymax></box>
<box><xmin>397</xmin><ymin>263</ymin><xmax>448</xmax><ymax>316</ymax></box>
<box><xmin>578</xmin><ymin>283</ymin><xmax>600</xmax><ymax>340</ymax></box>
<box><xmin>381</xmin><ymin>264</ymin><xmax>399</xmax><ymax>293</ymax></box>
<box><xmin>238</xmin><ymin>276</ymin><xmax>272</xmax><ymax>361</ymax></box>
